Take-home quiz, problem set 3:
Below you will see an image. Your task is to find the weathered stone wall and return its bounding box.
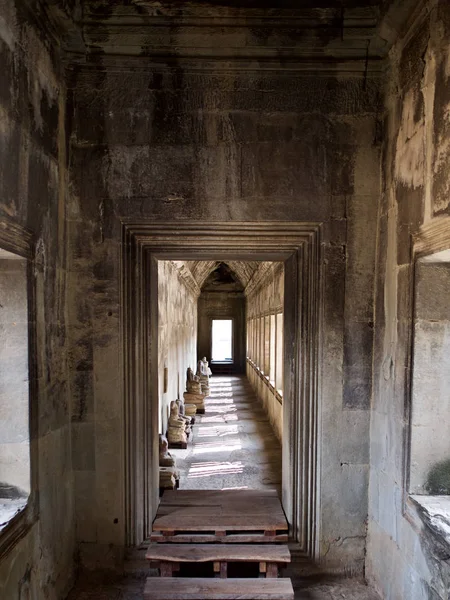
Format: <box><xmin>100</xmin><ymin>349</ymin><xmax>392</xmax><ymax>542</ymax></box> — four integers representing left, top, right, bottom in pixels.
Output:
<box><xmin>367</xmin><ymin>1</ymin><xmax>450</xmax><ymax>597</ymax></box>
<box><xmin>0</xmin><ymin>2</ymin><xmax>75</xmax><ymax>598</ymax></box>
<box><xmin>158</xmin><ymin>261</ymin><xmax>197</xmax><ymax>435</ymax></box>
<box><xmin>68</xmin><ymin>35</ymin><xmax>381</xmax><ymax>568</ymax></box>
<box><xmin>246</xmin><ymin>264</ymin><xmax>284</xmax><ymax>442</ymax></box>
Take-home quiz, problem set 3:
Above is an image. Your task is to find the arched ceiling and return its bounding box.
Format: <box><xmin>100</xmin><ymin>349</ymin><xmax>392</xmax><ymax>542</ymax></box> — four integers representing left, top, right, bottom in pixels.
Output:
<box><xmin>184</xmin><ymin>260</ymin><xmax>261</xmax><ymax>289</ymax></box>
<box><xmin>171</xmin><ymin>260</ymin><xmax>283</xmax><ymax>296</ymax></box>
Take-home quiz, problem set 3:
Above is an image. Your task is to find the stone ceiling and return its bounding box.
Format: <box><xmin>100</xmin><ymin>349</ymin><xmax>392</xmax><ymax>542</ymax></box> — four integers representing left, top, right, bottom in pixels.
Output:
<box><xmin>170</xmin><ymin>260</ymin><xmax>281</xmax><ymax>296</ymax></box>
<box><xmin>42</xmin><ymin>0</ymin><xmax>423</xmax><ymax>72</ymax></box>
<box><xmin>77</xmin><ymin>1</ymin><xmax>385</xmax><ymax>65</ymax></box>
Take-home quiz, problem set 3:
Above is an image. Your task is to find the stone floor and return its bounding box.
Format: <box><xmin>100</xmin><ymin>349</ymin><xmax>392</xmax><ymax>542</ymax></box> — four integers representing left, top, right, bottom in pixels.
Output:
<box><xmin>174</xmin><ymin>375</ymin><xmax>282</xmax><ymax>491</ymax></box>
<box><xmin>66</xmin><ymin>570</ymin><xmax>382</xmax><ymax>599</ymax></box>
<box><xmin>66</xmin><ymin>375</ymin><xmax>382</xmax><ymax>600</ymax></box>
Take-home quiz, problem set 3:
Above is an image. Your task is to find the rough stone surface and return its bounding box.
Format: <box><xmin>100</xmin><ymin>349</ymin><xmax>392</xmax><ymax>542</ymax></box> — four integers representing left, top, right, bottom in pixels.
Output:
<box><xmin>0</xmin><ymin>2</ymin><xmax>75</xmax><ymax>599</ymax></box>
<box><xmin>174</xmin><ymin>375</ymin><xmax>281</xmax><ymax>491</ymax></box>
<box><xmin>158</xmin><ymin>261</ymin><xmax>198</xmax><ymax>434</ymax></box>
<box><xmin>367</xmin><ymin>2</ymin><xmax>450</xmax><ymax>599</ymax></box>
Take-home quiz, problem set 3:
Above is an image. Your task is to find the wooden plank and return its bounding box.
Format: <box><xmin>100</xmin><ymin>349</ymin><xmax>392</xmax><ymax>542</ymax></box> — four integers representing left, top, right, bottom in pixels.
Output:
<box><xmin>156</xmin><ymin>499</ymin><xmax>282</xmax><ymax>516</ymax></box>
<box><xmin>150</xmin><ymin>533</ymin><xmax>289</xmax><ymax>543</ymax></box>
<box><xmin>152</xmin><ymin>516</ymin><xmax>288</xmax><ymax>528</ymax></box>
<box><xmin>143</xmin><ymin>578</ymin><xmax>294</xmax><ymax>600</ymax></box>
<box><xmin>266</xmin><ymin>564</ymin><xmax>278</xmax><ymax>578</ymax></box>
<box><xmin>160</xmin><ymin>492</ymin><xmax>280</xmax><ymax>505</ymax></box>
<box><xmin>264</xmin><ymin>531</ymin><xmax>277</xmax><ymax>538</ymax></box>
<box><xmin>159</xmin><ymin>490</ymin><xmax>279</xmax><ymax>506</ymax></box>
<box><xmin>153</xmin><ymin>491</ymin><xmax>287</xmax><ymax>535</ymax></box>
<box><xmin>146</xmin><ymin>544</ymin><xmax>291</xmax><ymax>563</ymax></box>
<box><xmin>159</xmin><ymin>562</ymin><xmax>173</xmax><ymax>577</ymax></box>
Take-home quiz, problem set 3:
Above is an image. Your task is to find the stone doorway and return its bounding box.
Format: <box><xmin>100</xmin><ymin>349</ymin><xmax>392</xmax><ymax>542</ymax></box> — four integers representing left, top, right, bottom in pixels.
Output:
<box><xmin>121</xmin><ymin>222</ymin><xmax>322</xmax><ymax>559</ymax></box>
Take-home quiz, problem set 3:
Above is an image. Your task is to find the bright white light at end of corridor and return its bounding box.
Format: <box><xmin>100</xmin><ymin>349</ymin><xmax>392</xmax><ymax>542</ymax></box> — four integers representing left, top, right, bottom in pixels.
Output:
<box><xmin>212</xmin><ymin>319</ymin><xmax>233</xmax><ymax>361</ymax></box>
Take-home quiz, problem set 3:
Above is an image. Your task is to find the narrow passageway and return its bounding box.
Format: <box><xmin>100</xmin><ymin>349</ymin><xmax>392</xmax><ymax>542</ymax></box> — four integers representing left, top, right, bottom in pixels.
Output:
<box><xmin>175</xmin><ymin>375</ymin><xmax>282</xmax><ymax>492</ymax></box>
<box><xmin>67</xmin><ymin>380</ymin><xmax>382</xmax><ymax>600</ymax></box>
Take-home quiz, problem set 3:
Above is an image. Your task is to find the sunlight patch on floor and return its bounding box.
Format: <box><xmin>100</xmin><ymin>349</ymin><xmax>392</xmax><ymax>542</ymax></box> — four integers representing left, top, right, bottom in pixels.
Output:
<box><xmin>188</xmin><ymin>461</ymin><xmax>244</xmax><ymax>478</ymax></box>
<box><xmin>200</xmin><ymin>414</ymin><xmax>238</xmax><ymax>423</ymax></box>
<box><xmin>192</xmin><ymin>442</ymin><xmax>242</xmax><ymax>455</ymax></box>
<box><xmin>197</xmin><ymin>425</ymin><xmax>239</xmax><ymax>437</ymax></box>
<box><xmin>176</xmin><ymin>375</ymin><xmax>281</xmax><ymax>491</ymax></box>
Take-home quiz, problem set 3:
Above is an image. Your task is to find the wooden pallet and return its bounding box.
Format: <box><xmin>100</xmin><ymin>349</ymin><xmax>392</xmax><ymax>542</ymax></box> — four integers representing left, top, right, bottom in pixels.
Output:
<box><xmin>146</xmin><ymin>543</ymin><xmax>291</xmax><ymax>578</ymax></box>
<box><xmin>151</xmin><ymin>490</ymin><xmax>288</xmax><ymax>544</ymax></box>
<box><xmin>143</xmin><ymin>577</ymin><xmax>294</xmax><ymax>600</ymax></box>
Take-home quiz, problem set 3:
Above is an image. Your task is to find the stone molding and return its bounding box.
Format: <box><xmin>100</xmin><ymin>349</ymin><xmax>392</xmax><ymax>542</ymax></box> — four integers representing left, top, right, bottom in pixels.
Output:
<box><xmin>121</xmin><ymin>221</ymin><xmax>323</xmax><ymax>560</ymax></box>
<box><xmin>414</xmin><ymin>217</ymin><xmax>450</xmax><ymax>259</ymax></box>
<box><xmin>245</xmin><ymin>261</ymin><xmax>284</xmax><ymax>298</ymax></box>
<box><xmin>401</xmin><ymin>218</ymin><xmax>450</xmax><ymax>507</ymax></box>
<box><xmin>170</xmin><ymin>261</ymin><xmax>201</xmax><ymax>298</ymax></box>
<box><xmin>0</xmin><ymin>219</ymin><xmax>34</xmax><ymax>261</ymax></box>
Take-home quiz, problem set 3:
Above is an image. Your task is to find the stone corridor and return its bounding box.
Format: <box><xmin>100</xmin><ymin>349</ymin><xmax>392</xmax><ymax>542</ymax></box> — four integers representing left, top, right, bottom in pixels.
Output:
<box><xmin>67</xmin><ymin>378</ymin><xmax>381</xmax><ymax>600</ymax></box>
<box><xmin>175</xmin><ymin>375</ymin><xmax>282</xmax><ymax>492</ymax></box>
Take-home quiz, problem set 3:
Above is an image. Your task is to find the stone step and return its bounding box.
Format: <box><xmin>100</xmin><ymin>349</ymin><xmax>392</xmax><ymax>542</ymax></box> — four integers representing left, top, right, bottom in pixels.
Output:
<box><xmin>143</xmin><ymin>577</ymin><xmax>294</xmax><ymax>600</ymax></box>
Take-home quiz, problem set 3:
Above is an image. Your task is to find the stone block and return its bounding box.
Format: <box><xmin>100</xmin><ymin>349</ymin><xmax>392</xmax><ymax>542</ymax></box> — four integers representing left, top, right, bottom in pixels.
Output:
<box><xmin>94</xmin><ymin>417</ymin><xmax>124</xmax><ymax>545</ymax></box>
<box><xmin>74</xmin><ymin>470</ymin><xmax>97</xmax><ymax>543</ymax></box>
<box><xmin>72</xmin><ymin>422</ymin><xmax>96</xmax><ymax>471</ymax></box>
<box><xmin>339</xmin><ymin>464</ymin><xmax>369</xmax><ymax>538</ymax></box>
<box><xmin>415</xmin><ymin>262</ymin><xmax>450</xmax><ymax>321</ymax></box>
<box><xmin>241</xmin><ymin>141</ymin><xmax>329</xmax><ymax>200</ymax></box>
<box><xmin>343</xmin><ymin>321</ymin><xmax>373</xmax><ymax>409</ymax></box>
<box><xmin>341</xmin><ymin>410</ymin><xmax>370</xmax><ymax>464</ymax></box>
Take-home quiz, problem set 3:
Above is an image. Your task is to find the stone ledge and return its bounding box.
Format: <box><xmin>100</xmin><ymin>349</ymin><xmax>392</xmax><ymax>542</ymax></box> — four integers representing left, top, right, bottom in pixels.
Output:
<box><xmin>410</xmin><ymin>495</ymin><xmax>450</xmax><ymax>552</ymax></box>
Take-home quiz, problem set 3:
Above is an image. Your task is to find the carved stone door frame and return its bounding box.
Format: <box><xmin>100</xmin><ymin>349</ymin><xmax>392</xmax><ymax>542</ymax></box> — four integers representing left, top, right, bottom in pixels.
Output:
<box><xmin>121</xmin><ymin>222</ymin><xmax>323</xmax><ymax>558</ymax></box>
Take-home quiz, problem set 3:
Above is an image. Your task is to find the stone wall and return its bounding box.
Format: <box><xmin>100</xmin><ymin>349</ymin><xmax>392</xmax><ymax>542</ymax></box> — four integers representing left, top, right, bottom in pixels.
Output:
<box><xmin>158</xmin><ymin>261</ymin><xmax>197</xmax><ymax>435</ymax></box>
<box><xmin>366</xmin><ymin>1</ymin><xmax>450</xmax><ymax>597</ymax></box>
<box><xmin>0</xmin><ymin>1</ymin><xmax>75</xmax><ymax>598</ymax></box>
<box><xmin>246</xmin><ymin>264</ymin><xmax>284</xmax><ymax>442</ymax></box>
<box><xmin>69</xmin><ymin>50</ymin><xmax>380</xmax><ymax>569</ymax></box>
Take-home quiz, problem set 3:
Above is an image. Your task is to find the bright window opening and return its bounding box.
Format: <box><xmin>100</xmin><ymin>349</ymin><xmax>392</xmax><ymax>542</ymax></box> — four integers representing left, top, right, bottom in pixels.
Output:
<box><xmin>269</xmin><ymin>314</ymin><xmax>276</xmax><ymax>383</ymax></box>
<box><xmin>0</xmin><ymin>248</ymin><xmax>30</xmax><ymax>532</ymax></box>
<box><xmin>212</xmin><ymin>319</ymin><xmax>233</xmax><ymax>362</ymax></box>
<box><xmin>264</xmin><ymin>315</ymin><xmax>270</xmax><ymax>375</ymax></box>
<box><xmin>276</xmin><ymin>313</ymin><xmax>283</xmax><ymax>394</ymax></box>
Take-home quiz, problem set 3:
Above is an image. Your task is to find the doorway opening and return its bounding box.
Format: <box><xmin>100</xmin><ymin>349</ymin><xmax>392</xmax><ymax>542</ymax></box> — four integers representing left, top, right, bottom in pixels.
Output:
<box><xmin>211</xmin><ymin>319</ymin><xmax>233</xmax><ymax>363</ymax></box>
<box><xmin>0</xmin><ymin>248</ymin><xmax>30</xmax><ymax>533</ymax></box>
<box><xmin>157</xmin><ymin>259</ymin><xmax>283</xmax><ymax>492</ymax></box>
<box><xmin>122</xmin><ymin>222</ymin><xmax>322</xmax><ymax>558</ymax></box>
